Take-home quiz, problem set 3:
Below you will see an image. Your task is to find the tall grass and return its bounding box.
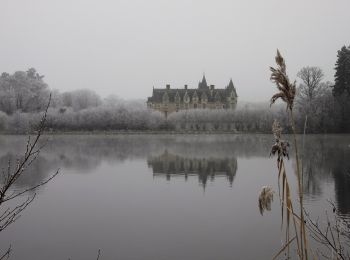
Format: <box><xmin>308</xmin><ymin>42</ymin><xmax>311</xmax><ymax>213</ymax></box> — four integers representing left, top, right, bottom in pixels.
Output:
<box><xmin>269</xmin><ymin>50</ymin><xmax>309</xmax><ymax>259</ymax></box>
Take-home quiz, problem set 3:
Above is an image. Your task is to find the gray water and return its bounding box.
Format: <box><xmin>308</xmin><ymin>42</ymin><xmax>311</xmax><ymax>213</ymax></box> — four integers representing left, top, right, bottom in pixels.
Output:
<box><xmin>0</xmin><ymin>134</ymin><xmax>349</xmax><ymax>260</ymax></box>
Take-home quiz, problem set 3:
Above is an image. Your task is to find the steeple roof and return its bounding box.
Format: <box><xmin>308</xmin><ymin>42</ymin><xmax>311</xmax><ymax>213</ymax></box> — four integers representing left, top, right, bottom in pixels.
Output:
<box><xmin>228</xmin><ymin>78</ymin><xmax>234</xmax><ymax>88</ymax></box>
<box><xmin>198</xmin><ymin>74</ymin><xmax>208</xmax><ymax>89</ymax></box>
<box><xmin>202</xmin><ymin>74</ymin><xmax>207</xmax><ymax>85</ymax></box>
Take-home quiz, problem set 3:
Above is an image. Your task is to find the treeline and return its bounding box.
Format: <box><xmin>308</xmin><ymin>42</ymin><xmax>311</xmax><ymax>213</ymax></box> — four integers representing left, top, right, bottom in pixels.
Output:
<box><xmin>0</xmin><ymin>100</ymin><xmax>343</xmax><ymax>134</ymax></box>
<box><xmin>0</xmin><ymin>68</ymin><xmax>166</xmax><ymax>133</ymax></box>
<box><xmin>0</xmin><ymin>45</ymin><xmax>349</xmax><ymax>134</ymax></box>
<box><xmin>0</xmin><ymin>97</ymin><xmax>284</xmax><ymax>133</ymax></box>
<box><xmin>0</xmin><ymin>68</ymin><xmax>103</xmax><ymax>114</ymax></box>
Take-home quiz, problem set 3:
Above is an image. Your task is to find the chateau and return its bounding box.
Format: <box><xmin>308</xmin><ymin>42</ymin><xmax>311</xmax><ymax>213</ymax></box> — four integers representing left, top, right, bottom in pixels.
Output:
<box><xmin>147</xmin><ymin>75</ymin><xmax>238</xmax><ymax>117</ymax></box>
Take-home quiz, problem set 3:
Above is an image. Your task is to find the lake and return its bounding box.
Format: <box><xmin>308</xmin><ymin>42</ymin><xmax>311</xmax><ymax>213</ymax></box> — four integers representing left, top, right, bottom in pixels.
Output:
<box><xmin>0</xmin><ymin>134</ymin><xmax>349</xmax><ymax>260</ymax></box>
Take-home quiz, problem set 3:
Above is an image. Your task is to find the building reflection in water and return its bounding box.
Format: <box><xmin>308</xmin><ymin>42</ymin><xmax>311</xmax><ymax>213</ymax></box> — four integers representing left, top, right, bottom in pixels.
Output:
<box><xmin>148</xmin><ymin>150</ymin><xmax>237</xmax><ymax>188</ymax></box>
<box><xmin>0</xmin><ymin>135</ymin><xmax>349</xmax><ymax>215</ymax></box>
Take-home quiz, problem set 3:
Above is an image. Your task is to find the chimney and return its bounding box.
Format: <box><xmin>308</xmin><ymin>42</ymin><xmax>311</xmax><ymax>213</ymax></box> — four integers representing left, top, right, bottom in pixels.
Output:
<box><xmin>210</xmin><ymin>85</ymin><xmax>215</xmax><ymax>90</ymax></box>
<box><xmin>184</xmin><ymin>84</ymin><xmax>188</xmax><ymax>90</ymax></box>
<box><xmin>166</xmin><ymin>84</ymin><xmax>170</xmax><ymax>90</ymax></box>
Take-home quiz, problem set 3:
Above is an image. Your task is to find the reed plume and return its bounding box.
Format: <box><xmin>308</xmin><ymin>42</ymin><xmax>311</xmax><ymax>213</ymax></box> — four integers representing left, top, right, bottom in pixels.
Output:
<box><xmin>270</xmin><ymin>50</ymin><xmax>296</xmax><ymax>110</ymax></box>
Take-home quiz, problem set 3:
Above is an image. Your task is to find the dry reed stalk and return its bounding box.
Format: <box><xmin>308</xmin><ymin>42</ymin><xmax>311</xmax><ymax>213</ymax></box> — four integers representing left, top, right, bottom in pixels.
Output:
<box><xmin>258</xmin><ymin>186</ymin><xmax>274</xmax><ymax>215</ymax></box>
<box><xmin>271</xmin><ymin>120</ymin><xmax>301</xmax><ymax>259</ymax></box>
<box><xmin>269</xmin><ymin>50</ymin><xmax>309</xmax><ymax>259</ymax></box>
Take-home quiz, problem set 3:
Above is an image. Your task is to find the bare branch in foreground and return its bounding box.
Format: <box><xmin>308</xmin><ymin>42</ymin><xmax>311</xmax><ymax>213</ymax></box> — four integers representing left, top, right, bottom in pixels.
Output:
<box><xmin>0</xmin><ymin>94</ymin><xmax>59</xmax><ymax>256</ymax></box>
<box><xmin>304</xmin><ymin>202</ymin><xmax>350</xmax><ymax>260</ymax></box>
<box><xmin>0</xmin><ymin>246</ymin><xmax>11</xmax><ymax>260</ymax></box>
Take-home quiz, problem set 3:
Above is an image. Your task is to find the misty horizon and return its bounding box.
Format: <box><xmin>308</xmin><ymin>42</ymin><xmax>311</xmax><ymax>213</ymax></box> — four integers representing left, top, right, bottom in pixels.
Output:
<box><xmin>1</xmin><ymin>0</ymin><xmax>349</xmax><ymax>101</ymax></box>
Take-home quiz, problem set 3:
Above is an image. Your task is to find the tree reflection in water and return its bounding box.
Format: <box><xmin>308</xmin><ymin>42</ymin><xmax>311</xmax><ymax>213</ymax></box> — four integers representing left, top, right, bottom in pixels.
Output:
<box><xmin>300</xmin><ymin>135</ymin><xmax>350</xmax><ymax>215</ymax></box>
<box><xmin>0</xmin><ymin>134</ymin><xmax>349</xmax><ymax>214</ymax></box>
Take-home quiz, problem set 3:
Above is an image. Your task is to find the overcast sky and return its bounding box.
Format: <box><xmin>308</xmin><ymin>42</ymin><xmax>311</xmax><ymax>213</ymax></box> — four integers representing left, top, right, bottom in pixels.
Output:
<box><xmin>0</xmin><ymin>0</ymin><xmax>349</xmax><ymax>101</ymax></box>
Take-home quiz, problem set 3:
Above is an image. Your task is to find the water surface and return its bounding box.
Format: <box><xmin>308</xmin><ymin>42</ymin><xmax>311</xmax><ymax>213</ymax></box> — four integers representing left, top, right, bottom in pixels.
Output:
<box><xmin>0</xmin><ymin>134</ymin><xmax>349</xmax><ymax>259</ymax></box>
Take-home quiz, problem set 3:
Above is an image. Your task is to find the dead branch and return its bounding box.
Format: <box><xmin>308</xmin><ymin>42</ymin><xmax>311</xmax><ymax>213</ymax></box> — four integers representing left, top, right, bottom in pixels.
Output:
<box><xmin>0</xmin><ymin>246</ymin><xmax>11</xmax><ymax>260</ymax></box>
<box><xmin>0</xmin><ymin>94</ymin><xmax>59</xmax><ymax>256</ymax></box>
<box><xmin>304</xmin><ymin>203</ymin><xmax>350</xmax><ymax>260</ymax></box>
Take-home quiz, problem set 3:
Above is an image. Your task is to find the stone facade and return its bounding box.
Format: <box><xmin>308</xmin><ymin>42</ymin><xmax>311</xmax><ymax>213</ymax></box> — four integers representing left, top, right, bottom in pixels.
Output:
<box><xmin>147</xmin><ymin>75</ymin><xmax>238</xmax><ymax>117</ymax></box>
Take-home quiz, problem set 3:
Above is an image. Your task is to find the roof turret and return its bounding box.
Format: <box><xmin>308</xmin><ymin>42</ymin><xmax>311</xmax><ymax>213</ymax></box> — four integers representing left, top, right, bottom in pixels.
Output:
<box><xmin>198</xmin><ymin>74</ymin><xmax>209</xmax><ymax>89</ymax></box>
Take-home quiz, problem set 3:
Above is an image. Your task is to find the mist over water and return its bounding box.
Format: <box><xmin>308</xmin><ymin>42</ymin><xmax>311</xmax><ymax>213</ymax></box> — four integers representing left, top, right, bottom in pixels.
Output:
<box><xmin>0</xmin><ymin>134</ymin><xmax>348</xmax><ymax>259</ymax></box>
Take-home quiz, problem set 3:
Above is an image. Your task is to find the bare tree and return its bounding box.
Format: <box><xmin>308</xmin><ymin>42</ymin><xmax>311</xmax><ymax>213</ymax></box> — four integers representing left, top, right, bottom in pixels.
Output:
<box><xmin>0</xmin><ymin>95</ymin><xmax>59</xmax><ymax>259</ymax></box>
<box><xmin>297</xmin><ymin>66</ymin><xmax>326</xmax><ymax>103</ymax></box>
<box><xmin>296</xmin><ymin>67</ymin><xmax>332</xmax><ymax>133</ymax></box>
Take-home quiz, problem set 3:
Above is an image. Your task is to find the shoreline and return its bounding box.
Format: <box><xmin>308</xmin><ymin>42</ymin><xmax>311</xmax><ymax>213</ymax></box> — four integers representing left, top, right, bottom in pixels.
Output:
<box><xmin>0</xmin><ymin>130</ymin><xmax>240</xmax><ymax>135</ymax></box>
<box><xmin>0</xmin><ymin>130</ymin><xmax>347</xmax><ymax>135</ymax></box>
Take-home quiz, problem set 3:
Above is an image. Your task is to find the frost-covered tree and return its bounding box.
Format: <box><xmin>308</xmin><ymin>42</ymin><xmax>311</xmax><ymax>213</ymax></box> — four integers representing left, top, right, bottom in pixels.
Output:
<box><xmin>0</xmin><ymin>68</ymin><xmax>49</xmax><ymax>114</ymax></box>
<box><xmin>0</xmin><ymin>73</ymin><xmax>16</xmax><ymax>114</ymax></box>
<box><xmin>295</xmin><ymin>67</ymin><xmax>335</xmax><ymax>132</ymax></box>
<box><xmin>297</xmin><ymin>67</ymin><xmax>326</xmax><ymax>103</ymax></box>
<box><xmin>103</xmin><ymin>94</ymin><xmax>123</xmax><ymax>107</ymax></box>
<box><xmin>70</xmin><ymin>89</ymin><xmax>102</xmax><ymax>111</ymax></box>
<box><xmin>57</xmin><ymin>89</ymin><xmax>102</xmax><ymax>111</ymax></box>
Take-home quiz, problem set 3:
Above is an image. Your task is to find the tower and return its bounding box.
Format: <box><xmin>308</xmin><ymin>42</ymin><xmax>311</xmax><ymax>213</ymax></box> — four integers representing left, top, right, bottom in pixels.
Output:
<box><xmin>198</xmin><ymin>74</ymin><xmax>209</xmax><ymax>90</ymax></box>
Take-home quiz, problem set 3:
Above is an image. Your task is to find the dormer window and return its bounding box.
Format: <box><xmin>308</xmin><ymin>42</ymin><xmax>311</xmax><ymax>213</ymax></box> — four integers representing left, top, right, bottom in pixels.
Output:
<box><xmin>192</xmin><ymin>91</ymin><xmax>199</xmax><ymax>103</ymax></box>
<box><xmin>175</xmin><ymin>91</ymin><xmax>181</xmax><ymax>103</ymax></box>
<box><xmin>162</xmin><ymin>92</ymin><xmax>169</xmax><ymax>103</ymax></box>
<box><xmin>201</xmin><ymin>92</ymin><xmax>208</xmax><ymax>103</ymax></box>
<box><xmin>184</xmin><ymin>91</ymin><xmax>190</xmax><ymax>103</ymax></box>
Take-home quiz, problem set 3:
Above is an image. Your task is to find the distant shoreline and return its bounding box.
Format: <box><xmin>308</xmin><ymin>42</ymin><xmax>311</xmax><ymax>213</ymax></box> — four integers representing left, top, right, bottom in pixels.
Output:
<box><xmin>0</xmin><ymin>130</ymin><xmax>239</xmax><ymax>135</ymax></box>
<box><xmin>0</xmin><ymin>130</ymin><xmax>346</xmax><ymax>135</ymax></box>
